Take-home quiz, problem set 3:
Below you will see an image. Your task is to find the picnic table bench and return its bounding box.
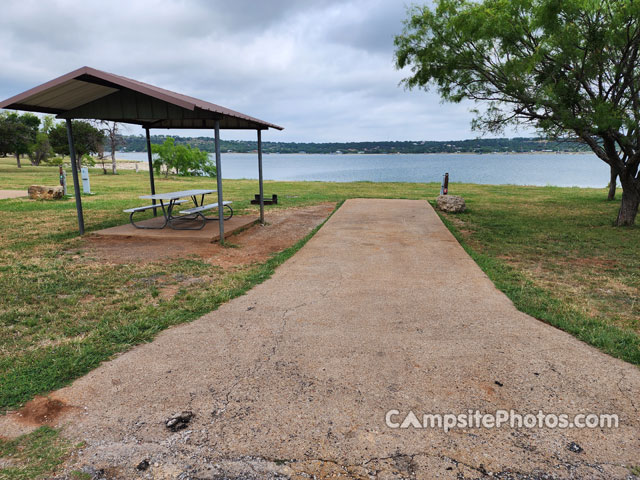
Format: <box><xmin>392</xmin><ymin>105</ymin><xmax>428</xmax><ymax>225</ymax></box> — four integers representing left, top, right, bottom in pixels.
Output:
<box><xmin>180</xmin><ymin>201</ymin><xmax>233</xmax><ymax>219</ymax></box>
<box><xmin>124</xmin><ymin>189</ymin><xmax>232</xmax><ymax>230</ymax></box>
<box><xmin>124</xmin><ymin>199</ymin><xmax>187</xmax><ymax>217</ymax></box>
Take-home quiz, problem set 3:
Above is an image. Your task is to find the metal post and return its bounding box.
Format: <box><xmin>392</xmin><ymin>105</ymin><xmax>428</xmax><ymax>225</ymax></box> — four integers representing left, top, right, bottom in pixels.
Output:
<box><xmin>145</xmin><ymin>128</ymin><xmax>157</xmax><ymax>216</ymax></box>
<box><xmin>214</xmin><ymin>120</ymin><xmax>224</xmax><ymax>244</ymax></box>
<box><xmin>257</xmin><ymin>129</ymin><xmax>265</xmax><ymax>225</ymax></box>
<box><xmin>65</xmin><ymin>119</ymin><xmax>84</xmax><ymax>235</ymax></box>
<box><xmin>59</xmin><ymin>165</ymin><xmax>67</xmax><ymax>196</ymax></box>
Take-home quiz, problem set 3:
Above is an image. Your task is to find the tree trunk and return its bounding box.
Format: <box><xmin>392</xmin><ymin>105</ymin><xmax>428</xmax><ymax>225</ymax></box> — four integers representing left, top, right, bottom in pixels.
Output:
<box><xmin>111</xmin><ymin>150</ymin><xmax>117</xmax><ymax>175</ymax></box>
<box><xmin>607</xmin><ymin>165</ymin><xmax>617</xmax><ymax>200</ymax></box>
<box><xmin>615</xmin><ymin>174</ymin><xmax>640</xmax><ymax>226</ymax></box>
<box><xmin>15</xmin><ymin>152</ymin><xmax>21</xmax><ymax>168</ymax></box>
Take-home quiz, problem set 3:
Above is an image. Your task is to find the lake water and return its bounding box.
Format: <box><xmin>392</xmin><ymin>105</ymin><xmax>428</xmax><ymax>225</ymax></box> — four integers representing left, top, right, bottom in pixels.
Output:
<box><xmin>116</xmin><ymin>152</ymin><xmax>610</xmax><ymax>188</ymax></box>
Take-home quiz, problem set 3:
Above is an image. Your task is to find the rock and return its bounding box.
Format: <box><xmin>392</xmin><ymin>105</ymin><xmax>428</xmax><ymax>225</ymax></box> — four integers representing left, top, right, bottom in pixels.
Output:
<box><xmin>28</xmin><ymin>185</ymin><xmax>63</xmax><ymax>200</ymax></box>
<box><xmin>136</xmin><ymin>459</ymin><xmax>150</xmax><ymax>471</ymax></box>
<box><xmin>436</xmin><ymin>195</ymin><xmax>466</xmax><ymax>213</ymax></box>
<box><xmin>166</xmin><ymin>411</ymin><xmax>194</xmax><ymax>431</ymax></box>
<box><xmin>567</xmin><ymin>442</ymin><xmax>583</xmax><ymax>453</ymax></box>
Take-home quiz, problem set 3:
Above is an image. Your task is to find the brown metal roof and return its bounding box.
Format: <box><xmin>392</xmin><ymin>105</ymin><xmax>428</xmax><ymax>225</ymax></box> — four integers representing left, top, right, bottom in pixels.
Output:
<box><xmin>0</xmin><ymin>66</ymin><xmax>283</xmax><ymax>131</ymax></box>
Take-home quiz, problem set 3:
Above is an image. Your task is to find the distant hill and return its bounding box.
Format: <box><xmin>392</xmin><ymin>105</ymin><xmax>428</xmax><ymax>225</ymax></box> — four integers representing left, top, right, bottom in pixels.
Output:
<box><xmin>115</xmin><ymin>135</ymin><xmax>591</xmax><ymax>154</ymax></box>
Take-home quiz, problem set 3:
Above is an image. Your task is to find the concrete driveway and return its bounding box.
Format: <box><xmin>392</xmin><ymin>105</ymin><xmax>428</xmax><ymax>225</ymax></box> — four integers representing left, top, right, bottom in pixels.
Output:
<box><xmin>12</xmin><ymin>199</ymin><xmax>640</xmax><ymax>479</ymax></box>
<box><xmin>0</xmin><ymin>189</ymin><xmax>26</xmax><ymax>200</ymax></box>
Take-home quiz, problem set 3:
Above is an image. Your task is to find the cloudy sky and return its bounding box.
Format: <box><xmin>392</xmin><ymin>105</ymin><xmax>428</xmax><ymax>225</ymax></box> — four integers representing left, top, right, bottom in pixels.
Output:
<box><xmin>0</xmin><ymin>0</ymin><xmax>525</xmax><ymax>142</ymax></box>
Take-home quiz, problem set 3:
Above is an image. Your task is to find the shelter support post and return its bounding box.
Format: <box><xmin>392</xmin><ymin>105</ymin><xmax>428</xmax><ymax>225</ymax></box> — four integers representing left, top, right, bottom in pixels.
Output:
<box><xmin>65</xmin><ymin>119</ymin><xmax>85</xmax><ymax>235</ymax></box>
<box><xmin>214</xmin><ymin>120</ymin><xmax>224</xmax><ymax>244</ymax></box>
<box><xmin>145</xmin><ymin>128</ymin><xmax>157</xmax><ymax>216</ymax></box>
<box><xmin>257</xmin><ymin>129</ymin><xmax>265</xmax><ymax>225</ymax></box>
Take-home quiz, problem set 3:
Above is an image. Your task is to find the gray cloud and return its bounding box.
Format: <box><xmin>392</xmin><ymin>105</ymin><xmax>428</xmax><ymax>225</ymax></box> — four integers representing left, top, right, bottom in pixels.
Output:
<box><xmin>0</xmin><ymin>0</ymin><xmax>526</xmax><ymax>142</ymax></box>
<box><xmin>322</xmin><ymin>1</ymin><xmax>408</xmax><ymax>53</ymax></box>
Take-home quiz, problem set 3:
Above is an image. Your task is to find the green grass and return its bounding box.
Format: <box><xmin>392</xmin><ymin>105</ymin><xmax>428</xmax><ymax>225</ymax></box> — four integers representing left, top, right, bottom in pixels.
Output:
<box><xmin>0</xmin><ymin>157</ymin><xmax>638</xmax><ymax>419</ymax></box>
<box><xmin>0</xmin><ymin>427</ymin><xmax>69</xmax><ymax>479</ymax></box>
<box><xmin>0</xmin><ymin>156</ymin><xmax>639</xmax><ymax>479</ymax></box>
<box><xmin>438</xmin><ymin>213</ymin><xmax>640</xmax><ymax>365</ymax></box>
<box><xmin>0</xmin><ymin>159</ymin><xmax>437</xmax><ymax>414</ymax></box>
<box><xmin>0</xmin><ymin>164</ymin><xmax>347</xmax><ymax>411</ymax></box>
<box><xmin>434</xmin><ymin>185</ymin><xmax>639</xmax><ymax>365</ymax></box>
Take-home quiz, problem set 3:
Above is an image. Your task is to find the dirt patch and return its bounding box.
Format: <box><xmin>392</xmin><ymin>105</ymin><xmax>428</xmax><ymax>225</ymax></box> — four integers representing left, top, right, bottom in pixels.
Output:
<box><xmin>561</xmin><ymin>256</ymin><xmax>618</xmax><ymax>268</ymax></box>
<box><xmin>212</xmin><ymin>203</ymin><xmax>336</xmax><ymax>268</ymax></box>
<box><xmin>82</xmin><ymin>203</ymin><xmax>336</xmax><ymax>267</ymax></box>
<box><xmin>443</xmin><ymin>214</ymin><xmax>476</xmax><ymax>243</ymax></box>
<box><xmin>499</xmin><ymin>253</ymin><xmax>618</xmax><ymax>270</ymax></box>
<box><xmin>14</xmin><ymin>396</ymin><xmax>72</xmax><ymax>426</ymax></box>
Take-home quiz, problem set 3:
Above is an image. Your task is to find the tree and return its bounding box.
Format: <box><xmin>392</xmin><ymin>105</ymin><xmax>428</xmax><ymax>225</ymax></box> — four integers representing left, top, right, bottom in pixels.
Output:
<box><xmin>96</xmin><ymin>137</ymin><xmax>107</xmax><ymax>174</ymax></box>
<box><xmin>28</xmin><ymin>132</ymin><xmax>53</xmax><ymax>166</ymax></box>
<box><xmin>27</xmin><ymin>114</ymin><xmax>55</xmax><ymax>166</ymax></box>
<box><xmin>0</xmin><ymin>112</ymin><xmax>40</xmax><ymax>168</ymax></box>
<box><xmin>92</xmin><ymin>121</ymin><xmax>123</xmax><ymax>174</ymax></box>
<box><xmin>0</xmin><ymin>112</ymin><xmax>12</xmax><ymax>157</ymax></box>
<box><xmin>49</xmin><ymin>121</ymin><xmax>105</xmax><ymax>171</ymax></box>
<box><xmin>40</xmin><ymin>115</ymin><xmax>56</xmax><ymax>135</ymax></box>
<box><xmin>151</xmin><ymin>137</ymin><xmax>216</xmax><ymax>178</ymax></box>
<box><xmin>395</xmin><ymin>0</ymin><xmax>640</xmax><ymax>225</ymax></box>
<box><xmin>608</xmin><ymin>166</ymin><xmax>618</xmax><ymax>201</ymax></box>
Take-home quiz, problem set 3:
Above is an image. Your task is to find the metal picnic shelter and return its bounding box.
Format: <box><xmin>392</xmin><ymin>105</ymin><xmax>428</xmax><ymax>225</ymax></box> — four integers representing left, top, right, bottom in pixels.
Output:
<box><xmin>0</xmin><ymin>66</ymin><xmax>283</xmax><ymax>241</ymax></box>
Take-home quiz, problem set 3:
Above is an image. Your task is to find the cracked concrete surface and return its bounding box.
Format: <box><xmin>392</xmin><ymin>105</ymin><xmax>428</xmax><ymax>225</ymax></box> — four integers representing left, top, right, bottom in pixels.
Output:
<box><xmin>4</xmin><ymin>198</ymin><xmax>640</xmax><ymax>479</ymax></box>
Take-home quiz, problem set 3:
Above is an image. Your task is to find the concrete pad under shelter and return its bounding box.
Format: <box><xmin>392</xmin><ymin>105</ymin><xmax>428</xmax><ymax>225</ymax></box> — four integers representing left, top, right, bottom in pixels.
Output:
<box><xmin>93</xmin><ymin>215</ymin><xmax>258</xmax><ymax>242</ymax></box>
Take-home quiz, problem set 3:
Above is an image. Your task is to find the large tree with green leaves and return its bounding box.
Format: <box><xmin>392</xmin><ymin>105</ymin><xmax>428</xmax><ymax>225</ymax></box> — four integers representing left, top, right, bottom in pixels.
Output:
<box><xmin>0</xmin><ymin>112</ymin><xmax>40</xmax><ymax>168</ymax></box>
<box><xmin>27</xmin><ymin>114</ymin><xmax>55</xmax><ymax>166</ymax></box>
<box><xmin>49</xmin><ymin>121</ymin><xmax>105</xmax><ymax>171</ymax></box>
<box><xmin>152</xmin><ymin>137</ymin><xmax>216</xmax><ymax>178</ymax></box>
<box><xmin>395</xmin><ymin>0</ymin><xmax>640</xmax><ymax>225</ymax></box>
<box><xmin>0</xmin><ymin>112</ymin><xmax>12</xmax><ymax>157</ymax></box>
<box><xmin>28</xmin><ymin>132</ymin><xmax>53</xmax><ymax>166</ymax></box>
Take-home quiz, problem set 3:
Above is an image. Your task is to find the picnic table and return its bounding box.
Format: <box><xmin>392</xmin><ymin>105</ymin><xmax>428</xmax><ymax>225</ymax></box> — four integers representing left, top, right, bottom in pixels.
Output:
<box><xmin>124</xmin><ymin>189</ymin><xmax>232</xmax><ymax>230</ymax></box>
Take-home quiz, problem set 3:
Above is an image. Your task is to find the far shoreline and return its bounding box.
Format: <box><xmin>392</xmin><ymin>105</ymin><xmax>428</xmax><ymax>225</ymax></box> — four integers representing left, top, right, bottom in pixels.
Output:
<box><xmin>114</xmin><ymin>150</ymin><xmax>593</xmax><ymax>159</ymax></box>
